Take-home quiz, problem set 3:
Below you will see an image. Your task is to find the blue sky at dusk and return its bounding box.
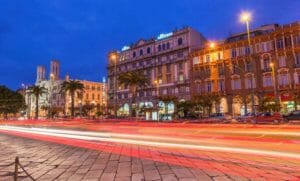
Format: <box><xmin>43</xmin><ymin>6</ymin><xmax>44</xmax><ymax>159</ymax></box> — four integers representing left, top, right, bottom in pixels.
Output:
<box><xmin>0</xmin><ymin>0</ymin><xmax>299</xmax><ymax>90</ymax></box>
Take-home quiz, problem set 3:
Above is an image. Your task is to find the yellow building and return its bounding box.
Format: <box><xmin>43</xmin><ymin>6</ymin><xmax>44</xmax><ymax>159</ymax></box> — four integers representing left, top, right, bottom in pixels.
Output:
<box><xmin>65</xmin><ymin>78</ymin><xmax>107</xmax><ymax>117</ymax></box>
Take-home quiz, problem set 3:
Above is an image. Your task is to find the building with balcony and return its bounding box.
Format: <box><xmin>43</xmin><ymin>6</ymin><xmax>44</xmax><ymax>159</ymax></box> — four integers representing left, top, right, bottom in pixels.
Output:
<box><xmin>107</xmin><ymin>27</ymin><xmax>206</xmax><ymax>120</ymax></box>
<box><xmin>191</xmin><ymin>22</ymin><xmax>300</xmax><ymax>116</ymax></box>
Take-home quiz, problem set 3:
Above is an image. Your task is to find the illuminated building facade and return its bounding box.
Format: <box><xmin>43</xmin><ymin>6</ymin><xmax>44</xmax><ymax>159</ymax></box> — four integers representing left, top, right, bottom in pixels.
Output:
<box><xmin>64</xmin><ymin>77</ymin><xmax>107</xmax><ymax>117</ymax></box>
<box><xmin>107</xmin><ymin>27</ymin><xmax>206</xmax><ymax>120</ymax></box>
<box><xmin>191</xmin><ymin>22</ymin><xmax>300</xmax><ymax>115</ymax></box>
<box><xmin>26</xmin><ymin>61</ymin><xmax>107</xmax><ymax>118</ymax></box>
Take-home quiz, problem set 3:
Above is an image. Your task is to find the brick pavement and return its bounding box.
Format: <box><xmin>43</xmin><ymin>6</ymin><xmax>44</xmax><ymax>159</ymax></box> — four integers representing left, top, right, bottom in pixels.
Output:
<box><xmin>0</xmin><ymin>134</ymin><xmax>299</xmax><ymax>181</ymax></box>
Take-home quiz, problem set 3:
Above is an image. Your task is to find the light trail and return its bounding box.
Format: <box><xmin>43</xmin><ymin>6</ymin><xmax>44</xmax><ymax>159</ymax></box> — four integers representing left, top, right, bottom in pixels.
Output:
<box><xmin>1</xmin><ymin>126</ymin><xmax>300</xmax><ymax>159</ymax></box>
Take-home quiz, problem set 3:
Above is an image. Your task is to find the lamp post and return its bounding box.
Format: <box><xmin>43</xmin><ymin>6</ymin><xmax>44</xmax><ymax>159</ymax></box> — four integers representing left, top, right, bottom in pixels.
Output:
<box><xmin>110</xmin><ymin>53</ymin><xmax>118</xmax><ymax>117</ymax></box>
<box><xmin>270</xmin><ymin>62</ymin><xmax>279</xmax><ymax>104</ymax></box>
<box><xmin>49</xmin><ymin>73</ymin><xmax>54</xmax><ymax>119</ymax></box>
<box><xmin>240</xmin><ymin>11</ymin><xmax>255</xmax><ymax>115</ymax></box>
<box><xmin>154</xmin><ymin>79</ymin><xmax>160</xmax><ymax>122</ymax></box>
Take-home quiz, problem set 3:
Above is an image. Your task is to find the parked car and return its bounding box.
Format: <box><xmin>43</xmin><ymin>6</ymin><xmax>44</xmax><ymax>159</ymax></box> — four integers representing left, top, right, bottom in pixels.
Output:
<box><xmin>204</xmin><ymin>113</ymin><xmax>230</xmax><ymax>123</ymax></box>
<box><xmin>283</xmin><ymin>110</ymin><xmax>300</xmax><ymax>122</ymax></box>
<box><xmin>252</xmin><ymin>112</ymin><xmax>286</xmax><ymax>124</ymax></box>
<box><xmin>237</xmin><ymin>113</ymin><xmax>255</xmax><ymax>123</ymax></box>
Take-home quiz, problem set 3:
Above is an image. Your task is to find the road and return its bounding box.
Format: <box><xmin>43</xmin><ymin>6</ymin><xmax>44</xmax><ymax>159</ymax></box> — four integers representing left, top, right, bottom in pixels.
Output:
<box><xmin>0</xmin><ymin>120</ymin><xmax>299</xmax><ymax>181</ymax></box>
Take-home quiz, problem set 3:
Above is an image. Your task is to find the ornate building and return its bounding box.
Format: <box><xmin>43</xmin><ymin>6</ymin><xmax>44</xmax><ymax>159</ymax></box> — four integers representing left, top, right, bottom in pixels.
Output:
<box><xmin>107</xmin><ymin>27</ymin><xmax>206</xmax><ymax>120</ymax></box>
<box><xmin>190</xmin><ymin>22</ymin><xmax>300</xmax><ymax>116</ymax></box>
<box><xmin>26</xmin><ymin>61</ymin><xmax>107</xmax><ymax>118</ymax></box>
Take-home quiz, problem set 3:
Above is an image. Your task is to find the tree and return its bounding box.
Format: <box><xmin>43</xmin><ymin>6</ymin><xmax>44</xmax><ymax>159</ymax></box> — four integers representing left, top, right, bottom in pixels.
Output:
<box><xmin>28</xmin><ymin>85</ymin><xmax>47</xmax><ymax>119</ymax></box>
<box><xmin>61</xmin><ymin>80</ymin><xmax>84</xmax><ymax>118</ymax></box>
<box><xmin>293</xmin><ymin>92</ymin><xmax>300</xmax><ymax>110</ymax></box>
<box><xmin>118</xmin><ymin>71</ymin><xmax>149</xmax><ymax>117</ymax></box>
<box><xmin>158</xmin><ymin>95</ymin><xmax>178</xmax><ymax>120</ymax></box>
<box><xmin>258</xmin><ymin>96</ymin><xmax>281</xmax><ymax>112</ymax></box>
<box><xmin>0</xmin><ymin>86</ymin><xmax>26</xmax><ymax>119</ymax></box>
<box><xmin>193</xmin><ymin>94</ymin><xmax>221</xmax><ymax>116</ymax></box>
<box><xmin>176</xmin><ymin>100</ymin><xmax>195</xmax><ymax>118</ymax></box>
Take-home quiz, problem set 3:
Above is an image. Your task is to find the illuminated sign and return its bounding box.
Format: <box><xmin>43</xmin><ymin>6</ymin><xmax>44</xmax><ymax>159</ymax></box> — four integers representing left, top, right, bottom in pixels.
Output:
<box><xmin>121</xmin><ymin>46</ymin><xmax>130</xmax><ymax>51</ymax></box>
<box><xmin>157</xmin><ymin>32</ymin><xmax>173</xmax><ymax>40</ymax></box>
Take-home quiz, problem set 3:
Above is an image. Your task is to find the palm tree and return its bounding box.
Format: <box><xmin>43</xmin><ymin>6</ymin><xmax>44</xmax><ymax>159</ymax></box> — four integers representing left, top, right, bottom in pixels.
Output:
<box><xmin>28</xmin><ymin>86</ymin><xmax>47</xmax><ymax>119</ymax></box>
<box><xmin>118</xmin><ymin>71</ymin><xmax>149</xmax><ymax>117</ymax></box>
<box><xmin>61</xmin><ymin>80</ymin><xmax>84</xmax><ymax>118</ymax></box>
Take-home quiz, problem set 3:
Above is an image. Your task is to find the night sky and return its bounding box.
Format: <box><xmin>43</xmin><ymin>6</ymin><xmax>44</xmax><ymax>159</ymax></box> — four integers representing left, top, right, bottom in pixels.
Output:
<box><xmin>0</xmin><ymin>0</ymin><xmax>299</xmax><ymax>90</ymax></box>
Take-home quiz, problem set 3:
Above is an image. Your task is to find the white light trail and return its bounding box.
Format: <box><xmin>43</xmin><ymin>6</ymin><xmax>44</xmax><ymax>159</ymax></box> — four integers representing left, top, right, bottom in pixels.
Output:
<box><xmin>0</xmin><ymin>126</ymin><xmax>299</xmax><ymax>159</ymax></box>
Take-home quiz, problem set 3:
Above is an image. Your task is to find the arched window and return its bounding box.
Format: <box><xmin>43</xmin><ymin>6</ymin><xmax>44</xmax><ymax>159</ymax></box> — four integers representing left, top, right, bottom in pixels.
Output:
<box><xmin>147</xmin><ymin>47</ymin><xmax>151</xmax><ymax>54</ymax></box>
<box><xmin>133</xmin><ymin>51</ymin><xmax>136</xmax><ymax>58</ymax></box>
<box><xmin>158</xmin><ymin>45</ymin><xmax>161</xmax><ymax>51</ymax></box>
<box><xmin>178</xmin><ymin>38</ymin><xmax>183</xmax><ymax>45</ymax></box>
<box><xmin>162</xmin><ymin>44</ymin><xmax>166</xmax><ymax>50</ymax></box>
<box><xmin>140</xmin><ymin>49</ymin><xmax>143</xmax><ymax>56</ymax></box>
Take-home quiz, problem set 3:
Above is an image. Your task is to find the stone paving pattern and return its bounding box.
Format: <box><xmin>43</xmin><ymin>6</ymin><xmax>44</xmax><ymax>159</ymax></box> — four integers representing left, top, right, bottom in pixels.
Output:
<box><xmin>0</xmin><ymin>134</ymin><xmax>299</xmax><ymax>181</ymax></box>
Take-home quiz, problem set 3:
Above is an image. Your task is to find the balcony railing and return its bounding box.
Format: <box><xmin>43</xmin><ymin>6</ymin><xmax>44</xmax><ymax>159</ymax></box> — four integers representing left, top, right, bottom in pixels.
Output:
<box><xmin>262</xmin><ymin>67</ymin><xmax>272</xmax><ymax>72</ymax></box>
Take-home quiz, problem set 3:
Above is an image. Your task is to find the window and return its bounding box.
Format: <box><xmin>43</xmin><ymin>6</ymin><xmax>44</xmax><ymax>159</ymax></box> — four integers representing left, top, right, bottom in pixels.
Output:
<box><xmin>146</xmin><ymin>59</ymin><xmax>151</xmax><ymax>65</ymax></box>
<box><xmin>233</xmin><ymin>64</ymin><xmax>239</xmax><ymax>74</ymax></box>
<box><xmin>245</xmin><ymin>77</ymin><xmax>255</xmax><ymax>89</ymax></box>
<box><xmin>166</xmin><ymin>42</ymin><xmax>170</xmax><ymax>49</ymax></box>
<box><xmin>98</xmin><ymin>94</ymin><xmax>100</xmax><ymax>100</ymax></box>
<box><xmin>178</xmin><ymin>63</ymin><xmax>183</xmax><ymax>70</ymax></box>
<box><xmin>86</xmin><ymin>93</ymin><xmax>89</xmax><ymax>99</ymax></box>
<box><xmin>245</xmin><ymin>46</ymin><xmax>251</xmax><ymax>55</ymax></box>
<box><xmin>206</xmin><ymin>55</ymin><xmax>210</xmax><ymax>63</ymax></box>
<box><xmin>218</xmin><ymin>80</ymin><xmax>224</xmax><ymax>91</ymax></box>
<box><xmin>231</xmin><ymin>78</ymin><xmax>241</xmax><ymax>90</ymax></box>
<box><xmin>278</xmin><ymin>73</ymin><xmax>289</xmax><ymax>86</ymax></box>
<box><xmin>206</xmin><ymin>81</ymin><xmax>212</xmax><ymax>93</ymax></box>
<box><xmin>147</xmin><ymin>47</ymin><xmax>151</xmax><ymax>54</ymax></box>
<box><xmin>92</xmin><ymin>93</ymin><xmax>95</xmax><ymax>100</ymax></box>
<box><xmin>193</xmin><ymin>57</ymin><xmax>199</xmax><ymax>64</ymax></box>
<box><xmin>162</xmin><ymin>44</ymin><xmax>166</xmax><ymax>50</ymax></box>
<box><xmin>158</xmin><ymin>45</ymin><xmax>161</xmax><ymax>52</ymax></box>
<box><xmin>231</xmin><ymin>49</ymin><xmax>237</xmax><ymax>58</ymax></box>
<box><xmin>178</xmin><ymin>38</ymin><xmax>183</xmax><ymax>45</ymax></box>
<box><xmin>139</xmin><ymin>49</ymin><xmax>143</xmax><ymax>56</ymax></box>
<box><xmin>245</xmin><ymin>61</ymin><xmax>252</xmax><ymax>72</ymax></box>
<box><xmin>276</xmin><ymin>39</ymin><xmax>284</xmax><ymax>49</ymax></box>
<box><xmin>294</xmin><ymin>72</ymin><xmax>300</xmax><ymax>84</ymax></box>
<box><xmin>133</xmin><ymin>51</ymin><xmax>136</xmax><ymax>58</ymax></box>
<box><xmin>263</xmin><ymin>56</ymin><xmax>271</xmax><ymax>70</ymax></box>
<box><xmin>166</xmin><ymin>64</ymin><xmax>171</xmax><ymax>73</ymax></box>
<box><xmin>217</xmin><ymin>52</ymin><xmax>221</xmax><ymax>60</ymax></box>
<box><xmin>177</xmin><ymin>51</ymin><xmax>183</xmax><ymax>58</ymax></box>
<box><xmin>296</xmin><ymin>53</ymin><xmax>300</xmax><ymax>65</ymax></box>
<box><xmin>285</xmin><ymin>36</ymin><xmax>292</xmax><ymax>47</ymax></box>
<box><xmin>294</xmin><ymin>34</ymin><xmax>300</xmax><ymax>45</ymax></box>
<box><xmin>167</xmin><ymin>74</ymin><xmax>171</xmax><ymax>83</ymax></box>
<box><xmin>139</xmin><ymin>61</ymin><xmax>144</xmax><ymax>66</ymax></box>
<box><xmin>157</xmin><ymin>66</ymin><xmax>162</xmax><ymax>74</ymax></box>
<box><xmin>218</xmin><ymin>65</ymin><xmax>224</xmax><ymax>75</ymax></box>
<box><xmin>278</xmin><ymin>56</ymin><xmax>286</xmax><ymax>67</ymax></box>
<box><xmin>263</xmin><ymin>76</ymin><xmax>273</xmax><ymax>87</ymax></box>
<box><xmin>179</xmin><ymin>73</ymin><xmax>184</xmax><ymax>82</ymax></box>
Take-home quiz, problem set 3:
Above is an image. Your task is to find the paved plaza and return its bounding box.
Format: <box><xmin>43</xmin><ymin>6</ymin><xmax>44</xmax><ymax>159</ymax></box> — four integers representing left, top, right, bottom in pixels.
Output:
<box><xmin>0</xmin><ymin>121</ymin><xmax>300</xmax><ymax>180</ymax></box>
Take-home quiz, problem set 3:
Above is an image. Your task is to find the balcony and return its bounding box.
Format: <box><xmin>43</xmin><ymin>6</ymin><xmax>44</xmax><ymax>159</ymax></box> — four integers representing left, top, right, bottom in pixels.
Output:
<box><xmin>294</xmin><ymin>64</ymin><xmax>300</xmax><ymax>68</ymax></box>
<box><xmin>278</xmin><ymin>84</ymin><xmax>290</xmax><ymax>90</ymax></box>
<box><xmin>262</xmin><ymin>67</ymin><xmax>272</xmax><ymax>72</ymax></box>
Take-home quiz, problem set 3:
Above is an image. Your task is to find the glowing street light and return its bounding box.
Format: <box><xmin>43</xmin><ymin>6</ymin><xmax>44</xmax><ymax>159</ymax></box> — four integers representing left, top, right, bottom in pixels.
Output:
<box><xmin>239</xmin><ymin>11</ymin><xmax>255</xmax><ymax>115</ymax></box>
<box><xmin>209</xmin><ymin>42</ymin><xmax>215</xmax><ymax>49</ymax></box>
<box><xmin>110</xmin><ymin>52</ymin><xmax>118</xmax><ymax>117</ymax></box>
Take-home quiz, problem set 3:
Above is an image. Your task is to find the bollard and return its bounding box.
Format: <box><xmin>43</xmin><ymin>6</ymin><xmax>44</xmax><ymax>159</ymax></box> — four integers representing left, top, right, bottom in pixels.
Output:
<box><xmin>14</xmin><ymin>157</ymin><xmax>19</xmax><ymax>181</ymax></box>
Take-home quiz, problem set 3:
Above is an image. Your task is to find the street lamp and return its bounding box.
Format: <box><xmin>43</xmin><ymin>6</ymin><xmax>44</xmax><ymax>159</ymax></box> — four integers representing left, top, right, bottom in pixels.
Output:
<box><xmin>154</xmin><ymin>79</ymin><xmax>160</xmax><ymax>122</ymax></box>
<box><xmin>110</xmin><ymin>53</ymin><xmax>118</xmax><ymax>117</ymax></box>
<box><xmin>270</xmin><ymin>62</ymin><xmax>279</xmax><ymax>104</ymax></box>
<box><xmin>240</xmin><ymin>11</ymin><xmax>255</xmax><ymax>115</ymax></box>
